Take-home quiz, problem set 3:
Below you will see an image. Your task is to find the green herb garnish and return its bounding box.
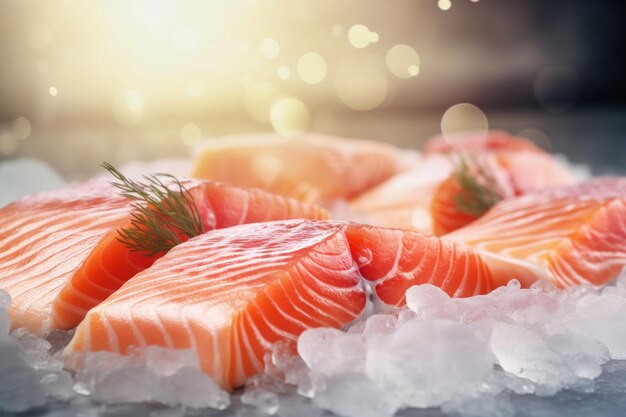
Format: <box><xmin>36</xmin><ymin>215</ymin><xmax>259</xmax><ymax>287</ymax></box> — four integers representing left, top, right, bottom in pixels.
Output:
<box><xmin>452</xmin><ymin>155</ymin><xmax>503</xmax><ymax>217</ymax></box>
<box><xmin>102</xmin><ymin>162</ymin><xmax>204</xmax><ymax>256</ymax></box>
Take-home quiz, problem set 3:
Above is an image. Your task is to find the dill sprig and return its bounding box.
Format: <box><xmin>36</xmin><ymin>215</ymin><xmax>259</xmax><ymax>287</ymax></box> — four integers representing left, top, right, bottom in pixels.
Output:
<box><xmin>102</xmin><ymin>162</ymin><xmax>204</xmax><ymax>256</ymax></box>
<box><xmin>452</xmin><ymin>155</ymin><xmax>503</xmax><ymax>217</ymax></box>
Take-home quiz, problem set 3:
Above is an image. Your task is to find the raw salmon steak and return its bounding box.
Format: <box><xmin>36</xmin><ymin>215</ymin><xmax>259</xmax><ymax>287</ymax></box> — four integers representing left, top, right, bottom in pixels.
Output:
<box><xmin>349</xmin><ymin>131</ymin><xmax>575</xmax><ymax>234</ymax></box>
<box><xmin>65</xmin><ymin>220</ymin><xmax>498</xmax><ymax>389</ymax></box>
<box><xmin>191</xmin><ymin>134</ymin><xmax>414</xmax><ymax>206</ymax></box>
<box><xmin>0</xmin><ymin>179</ymin><xmax>328</xmax><ymax>332</ymax></box>
<box><xmin>446</xmin><ymin>178</ymin><xmax>626</xmax><ymax>288</ymax></box>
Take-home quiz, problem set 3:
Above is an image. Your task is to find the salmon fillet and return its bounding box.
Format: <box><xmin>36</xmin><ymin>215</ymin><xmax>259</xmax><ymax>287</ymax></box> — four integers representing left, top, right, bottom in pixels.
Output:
<box><xmin>422</xmin><ymin>130</ymin><xmax>543</xmax><ymax>155</ymax></box>
<box><xmin>446</xmin><ymin>178</ymin><xmax>626</xmax><ymax>288</ymax></box>
<box><xmin>65</xmin><ymin>220</ymin><xmax>497</xmax><ymax>389</ymax></box>
<box><xmin>191</xmin><ymin>134</ymin><xmax>411</xmax><ymax>206</ymax></box>
<box><xmin>0</xmin><ymin>179</ymin><xmax>328</xmax><ymax>332</ymax></box>
<box><xmin>349</xmin><ymin>132</ymin><xmax>574</xmax><ymax>234</ymax></box>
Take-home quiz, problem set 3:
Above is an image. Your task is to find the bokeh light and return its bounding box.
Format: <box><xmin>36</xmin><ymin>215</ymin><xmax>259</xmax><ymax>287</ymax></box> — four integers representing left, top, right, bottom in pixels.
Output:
<box><xmin>348</xmin><ymin>24</ymin><xmax>374</xmax><ymax>49</ymax></box>
<box><xmin>270</xmin><ymin>97</ymin><xmax>310</xmax><ymax>137</ymax></box>
<box><xmin>386</xmin><ymin>44</ymin><xmax>420</xmax><ymax>79</ymax></box>
<box><xmin>12</xmin><ymin>118</ymin><xmax>32</xmax><ymax>141</ymax></box>
<box><xmin>277</xmin><ymin>66</ymin><xmax>291</xmax><ymax>80</ymax></box>
<box><xmin>180</xmin><ymin>123</ymin><xmax>202</xmax><ymax>146</ymax></box>
<box><xmin>48</xmin><ymin>86</ymin><xmax>58</xmax><ymax>97</ymax></box>
<box><xmin>335</xmin><ymin>58</ymin><xmax>388</xmax><ymax>111</ymax></box>
<box><xmin>112</xmin><ymin>90</ymin><xmax>145</xmax><ymax>127</ymax></box>
<box><xmin>297</xmin><ymin>52</ymin><xmax>327</xmax><ymax>85</ymax></box>
<box><xmin>438</xmin><ymin>0</ymin><xmax>452</xmax><ymax>11</ymax></box>
<box><xmin>259</xmin><ymin>38</ymin><xmax>280</xmax><ymax>59</ymax></box>
<box><xmin>411</xmin><ymin>209</ymin><xmax>432</xmax><ymax>231</ymax></box>
<box><xmin>441</xmin><ymin>103</ymin><xmax>489</xmax><ymax>140</ymax></box>
<box><xmin>252</xmin><ymin>153</ymin><xmax>283</xmax><ymax>187</ymax></box>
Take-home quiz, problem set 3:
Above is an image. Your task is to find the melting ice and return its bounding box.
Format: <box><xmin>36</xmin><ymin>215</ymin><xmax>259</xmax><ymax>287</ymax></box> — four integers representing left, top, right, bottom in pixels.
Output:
<box><xmin>247</xmin><ymin>273</ymin><xmax>626</xmax><ymax>417</ymax></box>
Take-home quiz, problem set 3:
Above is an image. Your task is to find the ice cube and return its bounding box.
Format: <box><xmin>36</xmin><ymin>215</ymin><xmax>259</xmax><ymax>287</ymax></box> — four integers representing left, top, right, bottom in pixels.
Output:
<box><xmin>366</xmin><ymin>319</ymin><xmax>495</xmax><ymax>409</ymax></box>
<box><xmin>298</xmin><ymin>328</ymin><xmax>367</xmax><ymax>376</ymax></box>
<box><xmin>0</xmin><ymin>338</ymin><xmax>47</xmax><ymax>412</ymax></box>
<box><xmin>69</xmin><ymin>347</ymin><xmax>230</xmax><ymax>409</ymax></box>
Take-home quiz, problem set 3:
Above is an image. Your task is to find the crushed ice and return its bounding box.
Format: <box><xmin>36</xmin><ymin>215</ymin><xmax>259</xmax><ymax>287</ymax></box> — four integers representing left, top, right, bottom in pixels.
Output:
<box><xmin>4</xmin><ymin>277</ymin><xmax>626</xmax><ymax>416</ymax></box>
<box><xmin>244</xmin><ymin>271</ymin><xmax>626</xmax><ymax>417</ymax></box>
<box><xmin>0</xmin><ymin>289</ymin><xmax>229</xmax><ymax>413</ymax></box>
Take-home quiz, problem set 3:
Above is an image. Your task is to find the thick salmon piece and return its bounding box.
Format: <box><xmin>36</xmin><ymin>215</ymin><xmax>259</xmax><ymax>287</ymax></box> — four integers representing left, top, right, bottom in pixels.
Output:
<box><xmin>429</xmin><ymin>151</ymin><xmax>574</xmax><ymax>235</ymax></box>
<box><xmin>191</xmin><ymin>134</ymin><xmax>411</xmax><ymax>206</ymax></box>
<box><xmin>65</xmin><ymin>221</ymin><xmax>368</xmax><ymax>390</ymax></box>
<box><xmin>446</xmin><ymin>178</ymin><xmax>626</xmax><ymax>288</ymax></box>
<box><xmin>349</xmin><ymin>132</ymin><xmax>574</xmax><ymax>234</ymax></box>
<box><xmin>65</xmin><ymin>220</ymin><xmax>498</xmax><ymax>389</ymax></box>
<box><xmin>422</xmin><ymin>130</ymin><xmax>543</xmax><ymax>155</ymax></box>
<box><xmin>0</xmin><ymin>179</ymin><xmax>328</xmax><ymax>332</ymax></box>
<box><xmin>345</xmin><ymin>224</ymin><xmax>494</xmax><ymax>306</ymax></box>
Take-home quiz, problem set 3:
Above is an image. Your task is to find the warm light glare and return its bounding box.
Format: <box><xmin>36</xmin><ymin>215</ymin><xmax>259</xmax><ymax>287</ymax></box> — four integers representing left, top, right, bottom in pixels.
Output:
<box><xmin>297</xmin><ymin>52</ymin><xmax>327</xmax><ymax>85</ymax></box>
<box><xmin>172</xmin><ymin>27</ymin><xmax>199</xmax><ymax>55</ymax></box>
<box><xmin>259</xmin><ymin>38</ymin><xmax>280</xmax><ymax>59</ymax></box>
<box><xmin>411</xmin><ymin>209</ymin><xmax>432</xmax><ymax>231</ymax></box>
<box><xmin>348</xmin><ymin>24</ymin><xmax>373</xmax><ymax>49</ymax></box>
<box><xmin>278</xmin><ymin>66</ymin><xmax>291</xmax><ymax>80</ymax></box>
<box><xmin>270</xmin><ymin>97</ymin><xmax>310</xmax><ymax>137</ymax></box>
<box><xmin>441</xmin><ymin>103</ymin><xmax>489</xmax><ymax>141</ymax></box>
<box><xmin>252</xmin><ymin>154</ymin><xmax>283</xmax><ymax>187</ymax></box>
<box><xmin>386</xmin><ymin>44</ymin><xmax>420</xmax><ymax>79</ymax></box>
<box><xmin>438</xmin><ymin>0</ymin><xmax>452</xmax><ymax>11</ymax></box>
<box><xmin>112</xmin><ymin>90</ymin><xmax>145</xmax><ymax>127</ymax></box>
<box><xmin>335</xmin><ymin>59</ymin><xmax>388</xmax><ymax>110</ymax></box>
<box><xmin>180</xmin><ymin>123</ymin><xmax>202</xmax><ymax>146</ymax></box>
<box><xmin>49</xmin><ymin>86</ymin><xmax>58</xmax><ymax>96</ymax></box>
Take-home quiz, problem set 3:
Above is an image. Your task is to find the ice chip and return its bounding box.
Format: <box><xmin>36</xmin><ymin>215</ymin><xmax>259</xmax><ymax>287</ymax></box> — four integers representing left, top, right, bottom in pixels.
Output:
<box><xmin>363</xmin><ymin>313</ymin><xmax>398</xmax><ymax>334</ymax></box>
<box><xmin>298</xmin><ymin>328</ymin><xmax>367</xmax><ymax>376</ymax></box>
<box><xmin>241</xmin><ymin>386</ymin><xmax>280</xmax><ymax>415</ymax></box>
<box><xmin>0</xmin><ymin>338</ymin><xmax>47</xmax><ymax>412</ymax></box>
<box><xmin>571</xmin><ymin>293</ymin><xmax>626</xmax><ymax>359</ymax></box>
<box><xmin>490</xmin><ymin>322</ymin><xmax>564</xmax><ymax>388</ymax></box>
<box><xmin>366</xmin><ymin>319</ymin><xmax>495</xmax><ymax>408</ymax></box>
<box><xmin>70</xmin><ymin>347</ymin><xmax>230</xmax><ymax>409</ymax></box>
<box><xmin>311</xmin><ymin>373</ymin><xmax>399</xmax><ymax>417</ymax></box>
<box><xmin>405</xmin><ymin>284</ymin><xmax>451</xmax><ymax>316</ymax></box>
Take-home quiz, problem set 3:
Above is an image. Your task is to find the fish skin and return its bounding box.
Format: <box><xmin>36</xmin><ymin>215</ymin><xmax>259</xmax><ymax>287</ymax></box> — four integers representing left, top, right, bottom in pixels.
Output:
<box><xmin>0</xmin><ymin>179</ymin><xmax>328</xmax><ymax>333</ymax></box>
<box><xmin>65</xmin><ymin>220</ymin><xmax>498</xmax><ymax>389</ymax></box>
<box><xmin>446</xmin><ymin>177</ymin><xmax>626</xmax><ymax>288</ymax></box>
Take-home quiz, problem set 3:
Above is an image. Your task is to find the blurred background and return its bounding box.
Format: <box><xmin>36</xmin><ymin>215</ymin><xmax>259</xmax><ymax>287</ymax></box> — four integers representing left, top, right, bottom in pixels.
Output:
<box><xmin>0</xmin><ymin>0</ymin><xmax>624</xmax><ymax>179</ymax></box>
